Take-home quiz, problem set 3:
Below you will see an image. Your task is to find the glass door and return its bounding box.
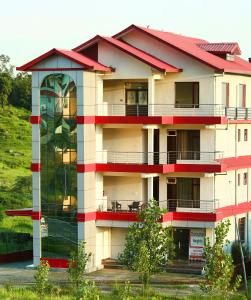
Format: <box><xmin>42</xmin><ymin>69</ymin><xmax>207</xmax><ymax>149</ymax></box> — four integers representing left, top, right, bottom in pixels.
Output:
<box><xmin>125</xmin><ymin>83</ymin><xmax>148</xmax><ymax>116</ymax></box>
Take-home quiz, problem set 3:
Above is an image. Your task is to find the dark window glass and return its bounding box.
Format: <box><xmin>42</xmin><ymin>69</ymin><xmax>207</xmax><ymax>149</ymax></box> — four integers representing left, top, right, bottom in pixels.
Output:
<box><xmin>243</xmin><ymin>173</ymin><xmax>248</xmax><ymax>185</ymax></box>
<box><xmin>238</xmin><ymin>129</ymin><xmax>241</xmax><ymax>142</ymax></box>
<box><xmin>175</xmin><ymin>82</ymin><xmax>199</xmax><ymax>108</ymax></box>
<box><xmin>244</xmin><ymin>129</ymin><xmax>248</xmax><ymax>141</ymax></box>
<box><xmin>238</xmin><ymin>217</ymin><xmax>245</xmax><ymax>242</ymax></box>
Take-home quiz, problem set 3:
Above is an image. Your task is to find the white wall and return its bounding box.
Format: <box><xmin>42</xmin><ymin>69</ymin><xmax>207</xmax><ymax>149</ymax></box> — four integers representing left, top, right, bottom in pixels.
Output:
<box><xmin>111</xmin><ymin>228</ymin><xmax>128</xmax><ymax>259</ymax></box>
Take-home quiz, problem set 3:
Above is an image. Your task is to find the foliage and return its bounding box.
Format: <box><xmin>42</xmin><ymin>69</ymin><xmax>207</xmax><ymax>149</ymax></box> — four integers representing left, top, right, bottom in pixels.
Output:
<box><xmin>119</xmin><ymin>199</ymin><xmax>175</xmax><ymax>283</ymax></box>
<box><xmin>67</xmin><ymin>240</ymin><xmax>91</xmax><ymax>289</ymax></box>
<box><xmin>0</xmin><ymin>72</ymin><xmax>12</xmax><ymax>108</ymax></box>
<box><xmin>0</xmin><ymin>54</ymin><xmax>14</xmax><ymax>75</ymax></box>
<box><xmin>10</xmin><ymin>72</ymin><xmax>31</xmax><ymax>110</ymax></box>
<box><xmin>75</xmin><ymin>279</ymin><xmax>100</xmax><ymax>300</ymax></box>
<box><xmin>34</xmin><ymin>260</ymin><xmax>50</xmax><ymax>299</ymax></box>
<box><xmin>201</xmin><ymin>220</ymin><xmax>242</xmax><ymax>297</ymax></box>
<box><xmin>133</xmin><ymin>241</ymin><xmax>152</xmax><ymax>287</ymax></box>
<box><xmin>112</xmin><ymin>281</ymin><xmax>132</xmax><ymax>300</ymax></box>
<box><xmin>231</xmin><ymin>241</ymin><xmax>248</xmax><ymax>265</ymax></box>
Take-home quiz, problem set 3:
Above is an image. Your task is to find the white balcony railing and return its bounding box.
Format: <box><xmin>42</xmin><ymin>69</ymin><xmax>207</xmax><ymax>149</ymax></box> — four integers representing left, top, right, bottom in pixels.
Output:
<box><xmin>82</xmin><ymin>103</ymin><xmax>251</xmax><ymax>119</ymax></box>
<box><xmin>96</xmin><ymin>151</ymin><xmax>223</xmax><ymax>165</ymax></box>
<box><xmin>96</xmin><ymin>199</ymin><xmax>219</xmax><ymax>213</ymax></box>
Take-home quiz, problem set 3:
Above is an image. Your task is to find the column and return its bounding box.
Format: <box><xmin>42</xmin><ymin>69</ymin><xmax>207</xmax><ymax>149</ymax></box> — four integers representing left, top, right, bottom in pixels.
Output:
<box><xmin>31</xmin><ymin>78</ymin><xmax>41</xmax><ymax>266</ymax></box>
<box><xmin>147</xmin><ymin>177</ymin><xmax>154</xmax><ymax>200</ymax></box>
<box><xmin>148</xmin><ymin>76</ymin><xmax>155</xmax><ymax>116</ymax></box>
<box><xmin>148</xmin><ymin>128</ymin><xmax>154</xmax><ymax>165</ymax></box>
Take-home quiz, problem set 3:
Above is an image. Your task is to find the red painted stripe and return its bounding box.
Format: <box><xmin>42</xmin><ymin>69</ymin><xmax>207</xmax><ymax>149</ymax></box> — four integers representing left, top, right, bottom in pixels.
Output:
<box><xmin>229</xmin><ymin>120</ymin><xmax>251</xmax><ymax>124</ymax></box>
<box><xmin>168</xmin><ymin>116</ymin><xmax>228</xmax><ymax>125</ymax></box>
<box><xmin>30</xmin><ymin>116</ymin><xmax>41</xmax><ymax>124</ymax></box>
<box><xmin>77</xmin><ymin>164</ymin><xmax>96</xmax><ymax>172</ymax></box>
<box><xmin>96</xmin><ymin>163</ymin><xmax>163</xmax><ymax>173</ymax></box>
<box><xmin>172</xmin><ymin>212</ymin><xmax>216</xmax><ymax>222</ymax></box>
<box><xmin>77</xmin><ymin>212</ymin><xmax>96</xmax><ymax>222</ymax></box>
<box><xmin>32</xmin><ymin>211</ymin><xmax>41</xmax><ymax>220</ymax></box>
<box><xmin>5</xmin><ymin>209</ymin><xmax>33</xmax><ymax>217</ymax></box>
<box><xmin>96</xmin><ymin>211</ymin><xmax>139</xmax><ymax>222</ymax></box>
<box><xmin>216</xmin><ymin>201</ymin><xmax>251</xmax><ymax>220</ymax></box>
<box><xmin>41</xmin><ymin>258</ymin><xmax>69</xmax><ymax>268</ymax></box>
<box><xmin>77</xmin><ymin>116</ymin><xmax>96</xmax><ymax>124</ymax></box>
<box><xmin>30</xmin><ymin>163</ymin><xmax>41</xmax><ymax>172</ymax></box>
<box><xmin>220</xmin><ymin>155</ymin><xmax>251</xmax><ymax>171</ymax></box>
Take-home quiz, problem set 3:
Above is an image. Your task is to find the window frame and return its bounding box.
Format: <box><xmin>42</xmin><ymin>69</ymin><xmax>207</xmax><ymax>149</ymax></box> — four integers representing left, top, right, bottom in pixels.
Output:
<box><xmin>244</xmin><ymin>129</ymin><xmax>248</xmax><ymax>141</ymax></box>
<box><xmin>243</xmin><ymin>172</ymin><xmax>248</xmax><ymax>185</ymax></box>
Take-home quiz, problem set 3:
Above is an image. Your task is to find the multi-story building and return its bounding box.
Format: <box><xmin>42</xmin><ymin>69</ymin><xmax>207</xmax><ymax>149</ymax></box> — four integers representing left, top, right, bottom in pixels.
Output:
<box><xmin>13</xmin><ymin>24</ymin><xmax>251</xmax><ymax>269</ymax></box>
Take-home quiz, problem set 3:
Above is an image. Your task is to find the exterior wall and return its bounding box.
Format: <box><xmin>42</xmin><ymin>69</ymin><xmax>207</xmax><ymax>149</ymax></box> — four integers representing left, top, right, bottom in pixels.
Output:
<box><xmin>96</xmin><ymin>227</ymin><xmax>111</xmax><ymax>265</ymax></box>
<box><xmin>111</xmin><ymin>228</ymin><xmax>128</xmax><ymax>259</ymax></box>
<box><xmin>98</xmin><ymin>41</ymin><xmax>153</xmax><ymax>79</ymax></box>
<box><xmin>103</xmin><ymin>176</ymin><xmax>147</xmax><ymax>210</ymax></box>
<box><xmin>215</xmin><ymin>74</ymin><xmax>251</xmax><ymax>107</ymax></box>
<box><xmin>103</xmin><ymin>128</ymin><xmax>146</xmax><ymax>153</ymax></box>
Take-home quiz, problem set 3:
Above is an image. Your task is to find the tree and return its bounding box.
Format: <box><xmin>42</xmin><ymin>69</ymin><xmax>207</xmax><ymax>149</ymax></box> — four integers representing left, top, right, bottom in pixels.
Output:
<box><xmin>119</xmin><ymin>199</ymin><xmax>175</xmax><ymax>284</ymax></box>
<box><xmin>0</xmin><ymin>72</ymin><xmax>12</xmax><ymax>109</ymax></box>
<box><xmin>68</xmin><ymin>241</ymin><xmax>91</xmax><ymax>289</ymax></box>
<box><xmin>0</xmin><ymin>55</ymin><xmax>14</xmax><ymax>75</ymax></box>
<box><xmin>201</xmin><ymin>220</ymin><xmax>242</xmax><ymax>297</ymax></box>
<box><xmin>10</xmin><ymin>72</ymin><xmax>31</xmax><ymax>109</ymax></box>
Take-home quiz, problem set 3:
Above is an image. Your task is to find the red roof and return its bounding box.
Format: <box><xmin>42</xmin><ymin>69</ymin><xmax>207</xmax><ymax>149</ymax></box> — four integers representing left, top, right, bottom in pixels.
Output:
<box><xmin>17</xmin><ymin>48</ymin><xmax>112</xmax><ymax>72</ymax></box>
<box><xmin>73</xmin><ymin>35</ymin><xmax>181</xmax><ymax>73</ymax></box>
<box><xmin>197</xmin><ymin>43</ymin><xmax>241</xmax><ymax>55</ymax></box>
<box><xmin>113</xmin><ymin>25</ymin><xmax>251</xmax><ymax>75</ymax></box>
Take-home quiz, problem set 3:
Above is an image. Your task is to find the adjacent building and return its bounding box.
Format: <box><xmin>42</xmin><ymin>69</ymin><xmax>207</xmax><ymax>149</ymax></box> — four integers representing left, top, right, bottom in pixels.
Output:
<box><xmin>13</xmin><ymin>24</ymin><xmax>251</xmax><ymax>269</ymax></box>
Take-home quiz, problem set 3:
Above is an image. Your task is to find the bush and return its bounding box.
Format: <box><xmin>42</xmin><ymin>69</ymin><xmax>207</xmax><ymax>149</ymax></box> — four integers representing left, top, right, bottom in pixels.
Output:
<box><xmin>34</xmin><ymin>260</ymin><xmax>50</xmax><ymax>299</ymax></box>
<box><xmin>231</xmin><ymin>241</ymin><xmax>248</xmax><ymax>264</ymax></box>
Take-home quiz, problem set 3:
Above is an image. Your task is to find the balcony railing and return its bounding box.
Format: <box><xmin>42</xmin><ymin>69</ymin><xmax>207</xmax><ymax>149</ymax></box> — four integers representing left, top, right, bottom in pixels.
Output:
<box><xmin>96</xmin><ymin>199</ymin><xmax>218</xmax><ymax>213</ymax></box>
<box><xmin>167</xmin><ymin>199</ymin><xmax>219</xmax><ymax>213</ymax></box>
<box><xmin>95</xmin><ymin>103</ymin><xmax>225</xmax><ymax>117</ymax></box>
<box><xmin>96</xmin><ymin>151</ymin><xmax>223</xmax><ymax>165</ymax></box>
<box><xmin>81</xmin><ymin>103</ymin><xmax>251</xmax><ymax>119</ymax></box>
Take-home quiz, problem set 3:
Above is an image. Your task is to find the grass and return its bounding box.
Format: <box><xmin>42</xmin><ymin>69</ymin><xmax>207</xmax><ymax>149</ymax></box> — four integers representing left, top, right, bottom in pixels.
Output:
<box><xmin>0</xmin><ymin>105</ymin><xmax>31</xmax><ymax>190</ymax></box>
<box><xmin>0</xmin><ymin>106</ymin><xmax>32</xmax><ymax>252</ymax></box>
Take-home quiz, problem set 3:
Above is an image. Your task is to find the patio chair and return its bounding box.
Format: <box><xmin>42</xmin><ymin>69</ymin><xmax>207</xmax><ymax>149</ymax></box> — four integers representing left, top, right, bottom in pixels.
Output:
<box><xmin>128</xmin><ymin>201</ymin><xmax>140</xmax><ymax>212</ymax></box>
<box><xmin>111</xmin><ymin>201</ymin><xmax>122</xmax><ymax>212</ymax></box>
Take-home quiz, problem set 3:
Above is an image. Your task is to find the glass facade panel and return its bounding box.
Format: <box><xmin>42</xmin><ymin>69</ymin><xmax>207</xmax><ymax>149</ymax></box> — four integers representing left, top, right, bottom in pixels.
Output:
<box><xmin>40</xmin><ymin>74</ymin><xmax>77</xmax><ymax>258</ymax></box>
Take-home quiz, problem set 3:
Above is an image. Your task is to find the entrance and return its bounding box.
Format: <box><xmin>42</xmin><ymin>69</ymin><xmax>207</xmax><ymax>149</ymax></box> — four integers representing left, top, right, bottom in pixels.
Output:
<box><xmin>125</xmin><ymin>83</ymin><xmax>148</xmax><ymax>116</ymax></box>
<box><xmin>173</xmin><ymin>228</ymin><xmax>190</xmax><ymax>259</ymax></box>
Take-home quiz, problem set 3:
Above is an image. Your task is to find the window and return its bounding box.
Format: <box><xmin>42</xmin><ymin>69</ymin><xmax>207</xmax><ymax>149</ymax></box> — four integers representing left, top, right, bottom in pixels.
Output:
<box><xmin>238</xmin><ymin>217</ymin><xmax>245</xmax><ymax>243</ymax></box>
<box><xmin>237</xmin><ymin>173</ymin><xmax>241</xmax><ymax>186</ymax></box>
<box><xmin>243</xmin><ymin>172</ymin><xmax>248</xmax><ymax>185</ymax></box>
<box><xmin>175</xmin><ymin>82</ymin><xmax>199</xmax><ymax>108</ymax></box>
<box><xmin>125</xmin><ymin>82</ymin><xmax>148</xmax><ymax>116</ymax></box>
<box><xmin>239</xmin><ymin>84</ymin><xmax>246</xmax><ymax>108</ymax></box>
<box><xmin>238</xmin><ymin>129</ymin><xmax>241</xmax><ymax>142</ymax></box>
<box><xmin>222</xmin><ymin>82</ymin><xmax>229</xmax><ymax>107</ymax></box>
<box><xmin>244</xmin><ymin>129</ymin><xmax>248</xmax><ymax>141</ymax></box>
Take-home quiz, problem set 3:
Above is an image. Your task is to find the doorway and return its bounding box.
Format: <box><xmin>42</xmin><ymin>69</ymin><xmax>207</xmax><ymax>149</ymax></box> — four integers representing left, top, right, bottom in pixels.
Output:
<box><xmin>173</xmin><ymin>228</ymin><xmax>190</xmax><ymax>259</ymax></box>
<box><xmin>125</xmin><ymin>83</ymin><xmax>148</xmax><ymax>116</ymax></box>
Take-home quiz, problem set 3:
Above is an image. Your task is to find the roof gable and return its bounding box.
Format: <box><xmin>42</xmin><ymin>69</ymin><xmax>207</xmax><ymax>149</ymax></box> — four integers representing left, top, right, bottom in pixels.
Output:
<box><xmin>113</xmin><ymin>24</ymin><xmax>251</xmax><ymax>75</ymax></box>
<box><xmin>17</xmin><ymin>48</ymin><xmax>112</xmax><ymax>72</ymax></box>
<box><xmin>73</xmin><ymin>35</ymin><xmax>181</xmax><ymax>73</ymax></box>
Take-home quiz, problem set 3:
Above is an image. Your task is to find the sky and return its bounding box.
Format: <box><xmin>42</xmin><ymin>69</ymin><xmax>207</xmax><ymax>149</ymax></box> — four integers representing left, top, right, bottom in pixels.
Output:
<box><xmin>1</xmin><ymin>0</ymin><xmax>251</xmax><ymax>67</ymax></box>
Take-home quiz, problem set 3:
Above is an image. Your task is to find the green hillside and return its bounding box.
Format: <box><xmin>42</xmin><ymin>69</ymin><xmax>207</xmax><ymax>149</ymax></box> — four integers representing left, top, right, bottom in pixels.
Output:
<box><xmin>0</xmin><ymin>105</ymin><xmax>32</xmax><ymax>211</ymax></box>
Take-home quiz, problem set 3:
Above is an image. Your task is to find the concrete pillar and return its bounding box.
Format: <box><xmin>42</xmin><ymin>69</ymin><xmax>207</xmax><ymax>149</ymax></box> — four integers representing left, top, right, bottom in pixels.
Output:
<box><xmin>148</xmin><ymin>177</ymin><xmax>154</xmax><ymax>200</ymax></box>
<box><xmin>148</xmin><ymin>128</ymin><xmax>154</xmax><ymax>165</ymax></box>
<box><xmin>148</xmin><ymin>76</ymin><xmax>155</xmax><ymax>116</ymax></box>
<box><xmin>33</xmin><ymin>220</ymin><xmax>41</xmax><ymax>266</ymax></box>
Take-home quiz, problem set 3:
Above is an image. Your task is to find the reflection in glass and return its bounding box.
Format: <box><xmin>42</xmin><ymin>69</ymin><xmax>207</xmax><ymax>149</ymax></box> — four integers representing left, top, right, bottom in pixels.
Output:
<box><xmin>40</xmin><ymin>74</ymin><xmax>77</xmax><ymax>258</ymax></box>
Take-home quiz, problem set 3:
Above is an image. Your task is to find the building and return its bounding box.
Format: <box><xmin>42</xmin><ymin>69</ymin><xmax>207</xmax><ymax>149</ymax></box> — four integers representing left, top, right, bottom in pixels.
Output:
<box><xmin>12</xmin><ymin>24</ymin><xmax>251</xmax><ymax>270</ymax></box>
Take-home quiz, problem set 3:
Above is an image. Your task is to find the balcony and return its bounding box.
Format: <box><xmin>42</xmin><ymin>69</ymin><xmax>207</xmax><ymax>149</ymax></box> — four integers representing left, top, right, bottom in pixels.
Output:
<box><xmin>83</xmin><ymin>103</ymin><xmax>251</xmax><ymax>120</ymax></box>
<box><xmin>96</xmin><ymin>151</ymin><xmax>223</xmax><ymax>165</ymax></box>
<box><xmin>96</xmin><ymin>199</ymin><xmax>218</xmax><ymax>214</ymax></box>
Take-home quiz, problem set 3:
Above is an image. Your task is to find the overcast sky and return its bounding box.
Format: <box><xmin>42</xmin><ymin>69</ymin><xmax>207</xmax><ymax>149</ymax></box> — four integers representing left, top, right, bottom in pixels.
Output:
<box><xmin>1</xmin><ymin>0</ymin><xmax>250</xmax><ymax>67</ymax></box>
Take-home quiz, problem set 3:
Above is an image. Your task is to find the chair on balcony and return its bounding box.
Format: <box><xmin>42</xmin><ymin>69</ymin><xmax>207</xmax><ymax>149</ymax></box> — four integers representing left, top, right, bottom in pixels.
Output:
<box><xmin>111</xmin><ymin>201</ymin><xmax>122</xmax><ymax>212</ymax></box>
<box><xmin>128</xmin><ymin>201</ymin><xmax>140</xmax><ymax>212</ymax></box>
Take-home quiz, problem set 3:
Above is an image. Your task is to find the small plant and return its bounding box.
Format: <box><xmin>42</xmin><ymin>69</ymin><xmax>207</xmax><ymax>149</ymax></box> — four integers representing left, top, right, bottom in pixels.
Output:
<box><xmin>112</xmin><ymin>281</ymin><xmax>132</xmax><ymax>300</ymax></box>
<box><xmin>34</xmin><ymin>260</ymin><xmax>50</xmax><ymax>299</ymax></box>
<box><xmin>75</xmin><ymin>279</ymin><xmax>100</xmax><ymax>300</ymax></box>
<box><xmin>67</xmin><ymin>240</ymin><xmax>91</xmax><ymax>289</ymax></box>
